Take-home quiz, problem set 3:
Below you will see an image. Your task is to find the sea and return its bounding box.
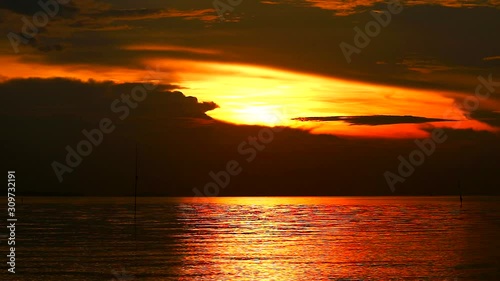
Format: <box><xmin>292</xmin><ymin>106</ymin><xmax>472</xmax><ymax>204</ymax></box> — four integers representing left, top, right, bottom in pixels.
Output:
<box><xmin>5</xmin><ymin>196</ymin><xmax>500</xmax><ymax>280</ymax></box>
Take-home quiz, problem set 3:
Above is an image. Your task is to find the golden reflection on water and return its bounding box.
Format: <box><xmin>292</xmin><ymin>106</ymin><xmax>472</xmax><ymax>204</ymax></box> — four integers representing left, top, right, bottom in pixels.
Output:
<box><xmin>18</xmin><ymin>196</ymin><xmax>500</xmax><ymax>280</ymax></box>
<box><xmin>171</xmin><ymin>197</ymin><xmax>499</xmax><ymax>281</ymax></box>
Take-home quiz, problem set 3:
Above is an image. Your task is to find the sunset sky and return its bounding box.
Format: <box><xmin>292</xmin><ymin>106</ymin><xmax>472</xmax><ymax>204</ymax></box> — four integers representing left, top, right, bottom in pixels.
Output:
<box><xmin>1</xmin><ymin>0</ymin><xmax>499</xmax><ymax>195</ymax></box>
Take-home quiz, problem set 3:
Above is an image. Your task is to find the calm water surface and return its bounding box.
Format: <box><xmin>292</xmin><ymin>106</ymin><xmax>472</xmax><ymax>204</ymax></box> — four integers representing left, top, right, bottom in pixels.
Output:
<box><xmin>7</xmin><ymin>197</ymin><xmax>500</xmax><ymax>280</ymax></box>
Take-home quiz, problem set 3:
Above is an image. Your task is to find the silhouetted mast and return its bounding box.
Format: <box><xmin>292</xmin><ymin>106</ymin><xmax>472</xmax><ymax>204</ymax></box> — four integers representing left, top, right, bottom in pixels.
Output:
<box><xmin>134</xmin><ymin>143</ymin><xmax>139</xmax><ymax>252</ymax></box>
<box><xmin>134</xmin><ymin>143</ymin><xmax>138</xmax><ymax>221</ymax></box>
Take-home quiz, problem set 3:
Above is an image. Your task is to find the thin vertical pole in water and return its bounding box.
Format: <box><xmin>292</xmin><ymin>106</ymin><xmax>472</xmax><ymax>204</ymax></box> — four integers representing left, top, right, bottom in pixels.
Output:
<box><xmin>134</xmin><ymin>143</ymin><xmax>138</xmax><ymax>221</ymax></box>
<box><xmin>134</xmin><ymin>143</ymin><xmax>138</xmax><ymax>251</ymax></box>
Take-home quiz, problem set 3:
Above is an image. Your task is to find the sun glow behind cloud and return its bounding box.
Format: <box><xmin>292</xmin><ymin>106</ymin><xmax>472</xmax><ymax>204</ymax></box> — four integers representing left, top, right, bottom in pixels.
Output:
<box><xmin>147</xmin><ymin>59</ymin><xmax>485</xmax><ymax>137</ymax></box>
<box><xmin>1</xmin><ymin>54</ymin><xmax>494</xmax><ymax>138</ymax></box>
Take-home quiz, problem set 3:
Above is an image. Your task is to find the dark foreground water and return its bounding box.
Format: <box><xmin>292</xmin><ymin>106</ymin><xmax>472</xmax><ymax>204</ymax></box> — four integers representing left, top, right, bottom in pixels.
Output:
<box><xmin>4</xmin><ymin>197</ymin><xmax>500</xmax><ymax>280</ymax></box>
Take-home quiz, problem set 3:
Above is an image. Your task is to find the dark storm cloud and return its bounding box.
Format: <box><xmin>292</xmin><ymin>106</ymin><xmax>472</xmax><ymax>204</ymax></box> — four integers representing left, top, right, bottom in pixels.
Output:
<box><xmin>469</xmin><ymin>110</ymin><xmax>500</xmax><ymax>127</ymax></box>
<box><xmin>98</xmin><ymin>8</ymin><xmax>166</xmax><ymax>18</ymax></box>
<box><xmin>232</xmin><ymin>3</ymin><xmax>500</xmax><ymax>93</ymax></box>
<box><xmin>0</xmin><ymin>78</ymin><xmax>218</xmax><ymax>120</ymax></box>
<box><xmin>7</xmin><ymin>31</ymin><xmax>64</xmax><ymax>53</ymax></box>
<box><xmin>0</xmin><ymin>0</ymin><xmax>79</xmax><ymax>17</ymax></box>
<box><xmin>94</xmin><ymin>7</ymin><xmax>215</xmax><ymax>21</ymax></box>
<box><xmin>37</xmin><ymin>43</ymin><xmax>63</xmax><ymax>52</ymax></box>
<box><xmin>1</xmin><ymin>1</ymin><xmax>497</xmax><ymax>95</ymax></box>
<box><xmin>96</xmin><ymin>3</ymin><xmax>495</xmax><ymax>93</ymax></box>
<box><xmin>0</xmin><ymin>0</ymin><xmax>213</xmax><ymax>54</ymax></box>
<box><xmin>292</xmin><ymin>115</ymin><xmax>456</xmax><ymax>126</ymax></box>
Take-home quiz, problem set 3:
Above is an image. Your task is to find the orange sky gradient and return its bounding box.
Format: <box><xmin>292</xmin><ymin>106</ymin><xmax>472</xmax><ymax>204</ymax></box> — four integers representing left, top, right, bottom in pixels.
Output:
<box><xmin>1</xmin><ymin>54</ymin><xmax>497</xmax><ymax>138</ymax></box>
